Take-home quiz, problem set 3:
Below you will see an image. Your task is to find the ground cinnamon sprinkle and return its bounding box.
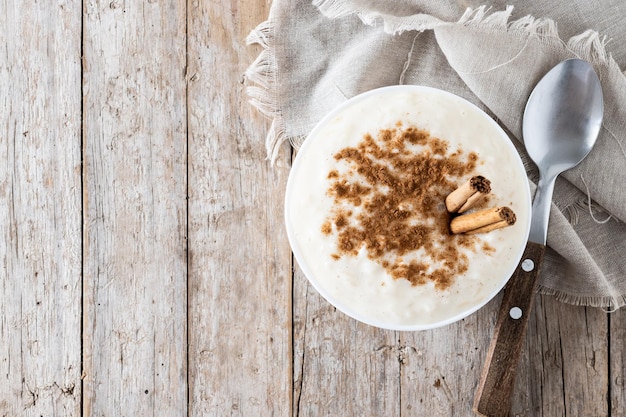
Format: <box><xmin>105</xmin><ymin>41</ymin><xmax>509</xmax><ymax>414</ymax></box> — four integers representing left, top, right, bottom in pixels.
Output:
<box><xmin>323</xmin><ymin>125</ymin><xmax>487</xmax><ymax>290</ymax></box>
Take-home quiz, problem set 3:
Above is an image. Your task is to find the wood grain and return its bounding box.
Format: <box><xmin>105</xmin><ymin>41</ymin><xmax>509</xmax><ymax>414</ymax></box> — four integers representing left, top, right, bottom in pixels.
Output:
<box><xmin>293</xmin><ymin>267</ymin><xmax>400</xmax><ymax>416</ymax></box>
<box><xmin>82</xmin><ymin>1</ymin><xmax>188</xmax><ymax>415</ymax></box>
<box><xmin>510</xmin><ymin>296</ymin><xmax>609</xmax><ymax>417</ymax></box>
<box><xmin>611</xmin><ymin>308</ymin><xmax>625</xmax><ymax>417</ymax></box>
<box><xmin>186</xmin><ymin>0</ymin><xmax>293</xmax><ymax>416</ymax></box>
<box><xmin>399</xmin><ymin>297</ymin><xmax>501</xmax><ymax>416</ymax></box>
<box><xmin>0</xmin><ymin>1</ymin><xmax>82</xmax><ymax>416</ymax></box>
<box><xmin>0</xmin><ymin>1</ymin><xmax>620</xmax><ymax>417</ymax></box>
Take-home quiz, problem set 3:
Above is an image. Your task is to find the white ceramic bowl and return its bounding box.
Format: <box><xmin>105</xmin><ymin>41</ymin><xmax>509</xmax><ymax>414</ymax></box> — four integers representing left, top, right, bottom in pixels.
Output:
<box><xmin>285</xmin><ymin>85</ymin><xmax>531</xmax><ymax>331</ymax></box>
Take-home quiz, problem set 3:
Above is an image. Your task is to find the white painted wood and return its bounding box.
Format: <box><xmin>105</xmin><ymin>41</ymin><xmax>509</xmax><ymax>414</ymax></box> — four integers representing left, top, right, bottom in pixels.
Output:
<box><xmin>0</xmin><ymin>1</ymin><xmax>82</xmax><ymax>416</ymax></box>
<box><xmin>186</xmin><ymin>1</ymin><xmax>293</xmax><ymax>416</ymax></box>
<box><xmin>82</xmin><ymin>1</ymin><xmax>188</xmax><ymax>415</ymax></box>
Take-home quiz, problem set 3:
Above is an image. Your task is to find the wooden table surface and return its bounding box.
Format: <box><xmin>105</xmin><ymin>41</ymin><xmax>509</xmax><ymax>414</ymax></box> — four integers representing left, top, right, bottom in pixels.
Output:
<box><xmin>1</xmin><ymin>1</ymin><xmax>624</xmax><ymax>416</ymax></box>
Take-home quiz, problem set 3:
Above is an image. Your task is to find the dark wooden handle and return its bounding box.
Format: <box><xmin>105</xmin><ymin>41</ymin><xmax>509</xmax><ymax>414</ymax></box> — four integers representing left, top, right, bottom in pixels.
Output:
<box><xmin>473</xmin><ymin>241</ymin><xmax>546</xmax><ymax>417</ymax></box>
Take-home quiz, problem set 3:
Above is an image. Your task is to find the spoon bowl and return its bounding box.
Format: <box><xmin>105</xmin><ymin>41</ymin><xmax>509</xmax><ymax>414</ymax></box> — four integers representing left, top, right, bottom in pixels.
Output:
<box><xmin>523</xmin><ymin>58</ymin><xmax>604</xmax><ymax>179</ymax></box>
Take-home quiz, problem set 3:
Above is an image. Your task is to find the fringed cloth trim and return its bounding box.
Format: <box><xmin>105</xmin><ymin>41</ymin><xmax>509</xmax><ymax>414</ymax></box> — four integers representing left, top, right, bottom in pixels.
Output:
<box><xmin>314</xmin><ymin>2</ymin><xmax>616</xmax><ymax>68</ymax></box>
<box><xmin>537</xmin><ymin>284</ymin><xmax>626</xmax><ymax>312</ymax></box>
<box><xmin>245</xmin><ymin>18</ymin><xmax>287</xmax><ymax>163</ymax></box>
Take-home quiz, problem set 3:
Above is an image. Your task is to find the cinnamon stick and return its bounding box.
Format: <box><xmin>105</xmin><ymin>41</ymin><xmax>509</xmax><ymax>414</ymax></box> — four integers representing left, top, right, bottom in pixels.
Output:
<box><xmin>445</xmin><ymin>176</ymin><xmax>491</xmax><ymax>213</ymax></box>
<box><xmin>450</xmin><ymin>206</ymin><xmax>516</xmax><ymax>234</ymax></box>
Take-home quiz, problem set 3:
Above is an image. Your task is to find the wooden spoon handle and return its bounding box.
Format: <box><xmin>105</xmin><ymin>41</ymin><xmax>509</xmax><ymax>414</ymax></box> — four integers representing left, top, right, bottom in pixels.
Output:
<box><xmin>473</xmin><ymin>241</ymin><xmax>546</xmax><ymax>417</ymax></box>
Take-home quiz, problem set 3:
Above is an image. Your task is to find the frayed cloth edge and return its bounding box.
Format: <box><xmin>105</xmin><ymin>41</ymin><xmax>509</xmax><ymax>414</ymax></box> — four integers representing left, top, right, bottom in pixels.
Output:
<box><xmin>313</xmin><ymin>0</ymin><xmax>446</xmax><ymax>34</ymax></box>
<box><xmin>537</xmin><ymin>284</ymin><xmax>625</xmax><ymax>312</ymax></box>
<box><xmin>313</xmin><ymin>2</ymin><xmax>618</xmax><ymax>69</ymax></box>
<box><xmin>244</xmin><ymin>16</ymin><xmax>286</xmax><ymax>163</ymax></box>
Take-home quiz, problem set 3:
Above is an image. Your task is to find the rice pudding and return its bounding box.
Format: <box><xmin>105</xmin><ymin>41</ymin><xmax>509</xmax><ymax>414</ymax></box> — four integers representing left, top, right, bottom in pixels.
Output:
<box><xmin>285</xmin><ymin>86</ymin><xmax>531</xmax><ymax>330</ymax></box>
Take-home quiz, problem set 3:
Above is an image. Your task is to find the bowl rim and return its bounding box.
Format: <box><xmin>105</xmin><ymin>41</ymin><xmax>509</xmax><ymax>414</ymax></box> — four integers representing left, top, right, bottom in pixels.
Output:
<box><xmin>284</xmin><ymin>84</ymin><xmax>532</xmax><ymax>331</ymax></box>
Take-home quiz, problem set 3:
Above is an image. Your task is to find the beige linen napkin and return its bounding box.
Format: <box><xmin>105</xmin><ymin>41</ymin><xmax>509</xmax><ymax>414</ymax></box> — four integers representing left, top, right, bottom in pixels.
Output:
<box><xmin>246</xmin><ymin>0</ymin><xmax>626</xmax><ymax>309</ymax></box>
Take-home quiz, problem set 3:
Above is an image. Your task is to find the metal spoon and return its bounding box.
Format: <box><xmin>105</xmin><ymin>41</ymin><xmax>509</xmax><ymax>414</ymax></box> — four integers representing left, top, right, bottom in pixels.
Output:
<box><xmin>473</xmin><ymin>58</ymin><xmax>604</xmax><ymax>417</ymax></box>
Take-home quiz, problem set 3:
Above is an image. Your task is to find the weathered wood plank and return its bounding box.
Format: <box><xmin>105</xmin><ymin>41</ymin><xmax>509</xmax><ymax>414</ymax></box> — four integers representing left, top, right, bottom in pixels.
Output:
<box><xmin>0</xmin><ymin>1</ymin><xmax>82</xmax><ymax>416</ymax></box>
<box><xmin>186</xmin><ymin>0</ymin><xmax>292</xmax><ymax>415</ymax></box>
<box><xmin>82</xmin><ymin>1</ymin><xmax>188</xmax><ymax>415</ymax></box>
<box><xmin>397</xmin><ymin>294</ymin><xmax>609</xmax><ymax>417</ymax></box>
<box><xmin>510</xmin><ymin>296</ymin><xmax>608</xmax><ymax>417</ymax></box>
<box><xmin>611</xmin><ymin>308</ymin><xmax>625</xmax><ymax>417</ymax></box>
<box><xmin>293</xmin><ymin>267</ymin><xmax>400</xmax><ymax>416</ymax></box>
<box><xmin>399</xmin><ymin>295</ymin><xmax>501</xmax><ymax>416</ymax></box>
<box><xmin>1</xmin><ymin>2</ymin><xmax>619</xmax><ymax>417</ymax></box>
